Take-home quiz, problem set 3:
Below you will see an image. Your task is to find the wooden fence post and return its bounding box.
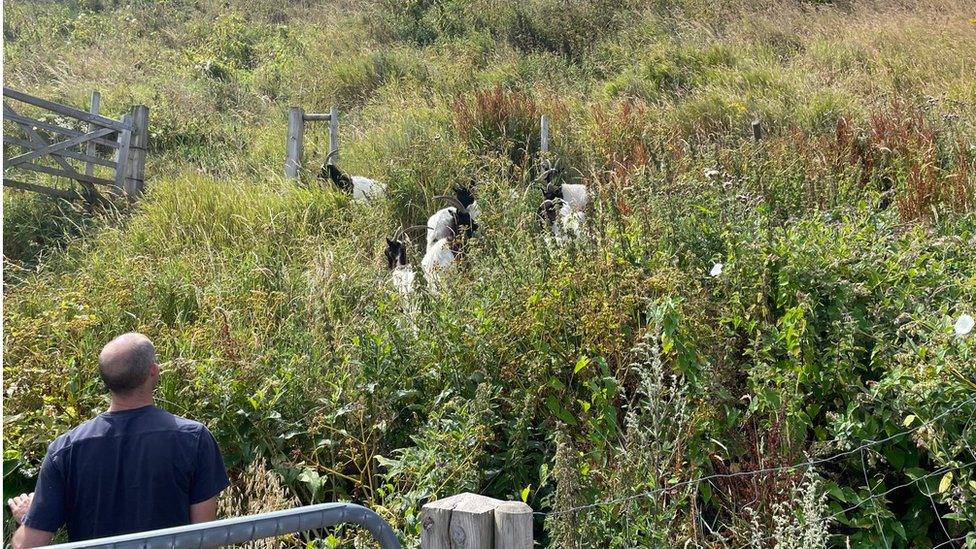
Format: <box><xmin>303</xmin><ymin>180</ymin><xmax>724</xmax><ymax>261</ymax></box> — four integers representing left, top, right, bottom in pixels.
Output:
<box><xmin>77</xmin><ymin>90</ymin><xmax>102</xmax><ymax>199</ymax></box>
<box><xmin>85</xmin><ymin>92</ymin><xmax>101</xmax><ymax>177</ymax></box>
<box><xmin>540</xmin><ymin>114</ymin><xmax>549</xmax><ymax>154</ymax></box>
<box><xmin>123</xmin><ymin>105</ymin><xmax>149</xmax><ymax>199</ymax></box>
<box><xmin>493</xmin><ymin>502</ymin><xmax>533</xmax><ymax>548</ymax></box>
<box><xmin>285</xmin><ymin>106</ymin><xmax>305</xmax><ymax>179</ymax></box>
<box><xmin>420</xmin><ymin>493</ymin><xmax>532</xmax><ymax>549</ymax></box>
<box><xmin>751</xmin><ymin>118</ymin><xmax>763</xmax><ymax>141</ymax></box>
<box><xmin>329</xmin><ymin>105</ymin><xmax>339</xmax><ymax>162</ymax></box>
<box><xmin>113</xmin><ymin>114</ymin><xmax>132</xmax><ymax>197</ymax></box>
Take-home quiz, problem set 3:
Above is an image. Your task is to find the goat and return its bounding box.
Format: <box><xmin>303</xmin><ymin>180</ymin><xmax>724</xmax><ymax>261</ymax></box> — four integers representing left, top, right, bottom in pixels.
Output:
<box><xmin>384</xmin><ymin>234</ymin><xmax>421</xmax><ymax>333</ymax></box>
<box><xmin>426</xmin><ymin>187</ymin><xmax>479</xmax><ymax>248</ymax></box>
<box><xmin>422</xmin><ymin>195</ymin><xmax>477</xmax><ymax>292</ymax></box>
<box><xmin>536</xmin><ymin>161</ymin><xmax>588</xmax><ymax>244</ymax></box>
<box><xmin>384</xmin><ymin>236</ymin><xmax>415</xmax><ymax>297</ymax></box>
<box><xmin>318</xmin><ymin>149</ymin><xmax>386</xmax><ymax>202</ymax></box>
<box><xmin>454</xmin><ymin>183</ymin><xmax>481</xmax><ymax>222</ymax></box>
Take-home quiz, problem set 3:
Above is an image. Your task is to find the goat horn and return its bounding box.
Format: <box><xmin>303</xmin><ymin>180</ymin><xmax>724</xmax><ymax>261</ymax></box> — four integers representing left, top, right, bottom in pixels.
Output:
<box><xmin>403</xmin><ymin>224</ymin><xmax>431</xmax><ymax>238</ymax></box>
<box><xmin>434</xmin><ymin>195</ymin><xmax>467</xmax><ymax>212</ymax></box>
<box><xmin>326</xmin><ymin>148</ymin><xmax>339</xmax><ymax>165</ymax></box>
<box><xmin>535</xmin><ymin>168</ymin><xmax>557</xmax><ymax>185</ymax></box>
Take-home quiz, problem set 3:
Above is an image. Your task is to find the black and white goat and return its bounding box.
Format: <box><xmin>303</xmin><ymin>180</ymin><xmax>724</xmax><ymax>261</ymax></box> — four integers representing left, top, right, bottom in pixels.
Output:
<box><xmin>384</xmin><ymin>236</ymin><xmax>415</xmax><ymax>297</ymax></box>
<box><xmin>537</xmin><ymin>160</ymin><xmax>588</xmax><ymax>244</ymax></box>
<box><xmin>426</xmin><ymin>185</ymin><xmax>480</xmax><ymax>248</ymax></box>
<box><xmin>422</xmin><ymin>195</ymin><xmax>478</xmax><ymax>292</ymax></box>
<box><xmin>318</xmin><ymin>150</ymin><xmax>386</xmax><ymax>202</ymax></box>
<box><xmin>384</xmin><ymin>234</ymin><xmax>420</xmax><ymax>332</ymax></box>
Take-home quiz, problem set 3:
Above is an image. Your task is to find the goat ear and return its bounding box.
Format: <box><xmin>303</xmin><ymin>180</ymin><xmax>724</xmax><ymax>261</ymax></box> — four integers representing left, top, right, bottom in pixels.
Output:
<box><xmin>386</xmin><ymin>237</ymin><xmax>395</xmax><ymax>246</ymax></box>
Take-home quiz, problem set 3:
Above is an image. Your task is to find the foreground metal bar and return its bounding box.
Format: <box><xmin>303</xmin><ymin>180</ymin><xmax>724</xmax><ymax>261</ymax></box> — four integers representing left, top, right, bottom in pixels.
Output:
<box><xmin>46</xmin><ymin>502</ymin><xmax>401</xmax><ymax>549</ymax></box>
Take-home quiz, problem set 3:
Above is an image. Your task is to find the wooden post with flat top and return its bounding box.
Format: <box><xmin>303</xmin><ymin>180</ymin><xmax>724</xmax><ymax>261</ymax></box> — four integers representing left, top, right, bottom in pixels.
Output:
<box><xmin>285</xmin><ymin>106</ymin><xmax>305</xmax><ymax>179</ymax></box>
<box><xmin>420</xmin><ymin>493</ymin><xmax>532</xmax><ymax>549</ymax></box>
<box><xmin>540</xmin><ymin>114</ymin><xmax>549</xmax><ymax>154</ymax></box>
<box><xmin>123</xmin><ymin>105</ymin><xmax>149</xmax><ymax>199</ymax></box>
<box><xmin>329</xmin><ymin>105</ymin><xmax>339</xmax><ymax>163</ymax></box>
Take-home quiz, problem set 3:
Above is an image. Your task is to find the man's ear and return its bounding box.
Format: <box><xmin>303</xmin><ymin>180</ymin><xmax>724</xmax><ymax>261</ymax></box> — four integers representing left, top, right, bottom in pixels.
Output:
<box><xmin>150</xmin><ymin>362</ymin><xmax>160</xmax><ymax>380</ymax></box>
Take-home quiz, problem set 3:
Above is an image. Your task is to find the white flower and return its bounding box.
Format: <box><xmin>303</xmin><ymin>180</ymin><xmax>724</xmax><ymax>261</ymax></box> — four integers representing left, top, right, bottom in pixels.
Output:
<box><xmin>704</xmin><ymin>168</ymin><xmax>720</xmax><ymax>179</ymax></box>
<box><xmin>710</xmin><ymin>263</ymin><xmax>723</xmax><ymax>277</ymax></box>
<box><xmin>955</xmin><ymin>314</ymin><xmax>974</xmax><ymax>336</ymax></box>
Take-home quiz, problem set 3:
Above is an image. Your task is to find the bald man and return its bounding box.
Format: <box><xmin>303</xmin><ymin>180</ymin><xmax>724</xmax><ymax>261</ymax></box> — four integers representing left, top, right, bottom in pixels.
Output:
<box><xmin>7</xmin><ymin>333</ymin><xmax>229</xmax><ymax>548</ymax></box>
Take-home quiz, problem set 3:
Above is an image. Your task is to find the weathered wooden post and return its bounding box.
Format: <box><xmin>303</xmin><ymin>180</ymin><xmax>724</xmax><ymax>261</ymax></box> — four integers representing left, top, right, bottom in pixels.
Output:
<box><xmin>78</xmin><ymin>90</ymin><xmax>102</xmax><ymax>199</ymax></box>
<box><xmin>420</xmin><ymin>493</ymin><xmax>532</xmax><ymax>549</ymax></box>
<box><xmin>494</xmin><ymin>502</ymin><xmax>533</xmax><ymax>547</ymax></box>
<box><xmin>113</xmin><ymin>113</ymin><xmax>132</xmax><ymax>197</ymax></box>
<box><xmin>540</xmin><ymin>114</ymin><xmax>549</xmax><ymax>154</ymax></box>
<box><xmin>85</xmin><ymin>91</ymin><xmax>101</xmax><ymax>179</ymax></box>
<box><xmin>285</xmin><ymin>106</ymin><xmax>305</xmax><ymax>179</ymax></box>
<box><xmin>329</xmin><ymin>104</ymin><xmax>339</xmax><ymax>162</ymax></box>
<box><xmin>752</xmin><ymin>118</ymin><xmax>763</xmax><ymax>141</ymax></box>
<box><xmin>123</xmin><ymin>105</ymin><xmax>149</xmax><ymax>199</ymax></box>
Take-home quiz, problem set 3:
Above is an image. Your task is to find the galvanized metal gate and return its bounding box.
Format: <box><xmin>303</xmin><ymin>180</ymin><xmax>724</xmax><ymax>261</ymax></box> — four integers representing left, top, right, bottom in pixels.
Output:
<box><xmin>45</xmin><ymin>502</ymin><xmax>401</xmax><ymax>549</ymax></box>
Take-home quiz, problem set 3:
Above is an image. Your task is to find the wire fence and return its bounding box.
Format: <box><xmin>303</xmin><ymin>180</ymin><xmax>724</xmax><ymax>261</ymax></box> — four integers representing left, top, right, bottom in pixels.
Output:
<box><xmin>531</xmin><ymin>393</ymin><xmax>976</xmax><ymax>546</ymax></box>
<box><xmin>161</xmin><ymin>355</ymin><xmax>974</xmax><ymax>545</ymax></box>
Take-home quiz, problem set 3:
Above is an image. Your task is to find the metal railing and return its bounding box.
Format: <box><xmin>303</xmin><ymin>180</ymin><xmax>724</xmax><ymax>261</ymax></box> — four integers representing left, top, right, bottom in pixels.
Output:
<box><xmin>46</xmin><ymin>503</ymin><xmax>401</xmax><ymax>549</ymax></box>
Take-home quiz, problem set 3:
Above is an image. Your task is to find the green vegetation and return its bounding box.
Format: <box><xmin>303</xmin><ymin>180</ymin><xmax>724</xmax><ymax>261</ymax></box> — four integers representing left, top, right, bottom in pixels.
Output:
<box><xmin>4</xmin><ymin>0</ymin><xmax>975</xmax><ymax>546</ymax></box>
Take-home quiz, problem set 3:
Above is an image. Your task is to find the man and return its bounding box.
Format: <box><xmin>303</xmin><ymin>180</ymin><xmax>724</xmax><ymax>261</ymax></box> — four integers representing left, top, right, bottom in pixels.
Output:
<box><xmin>6</xmin><ymin>333</ymin><xmax>230</xmax><ymax>547</ymax></box>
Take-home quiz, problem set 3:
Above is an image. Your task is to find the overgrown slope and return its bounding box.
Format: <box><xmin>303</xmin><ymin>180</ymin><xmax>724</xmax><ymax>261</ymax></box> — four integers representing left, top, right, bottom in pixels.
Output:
<box><xmin>3</xmin><ymin>0</ymin><xmax>975</xmax><ymax>546</ymax></box>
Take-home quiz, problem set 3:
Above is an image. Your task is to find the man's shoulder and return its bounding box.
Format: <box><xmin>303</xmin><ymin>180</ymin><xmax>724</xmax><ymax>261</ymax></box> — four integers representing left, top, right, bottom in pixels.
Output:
<box><xmin>50</xmin><ymin>407</ymin><xmax>209</xmax><ymax>455</ymax></box>
<box><xmin>160</xmin><ymin>409</ymin><xmax>209</xmax><ymax>434</ymax></box>
<box><xmin>138</xmin><ymin>406</ymin><xmax>211</xmax><ymax>438</ymax></box>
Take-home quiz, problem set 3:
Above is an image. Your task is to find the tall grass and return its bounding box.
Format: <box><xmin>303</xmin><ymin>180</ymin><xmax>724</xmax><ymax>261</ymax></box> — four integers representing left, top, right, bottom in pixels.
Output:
<box><xmin>3</xmin><ymin>0</ymin><xmax>976</xmax><ymax>546</ymax></box>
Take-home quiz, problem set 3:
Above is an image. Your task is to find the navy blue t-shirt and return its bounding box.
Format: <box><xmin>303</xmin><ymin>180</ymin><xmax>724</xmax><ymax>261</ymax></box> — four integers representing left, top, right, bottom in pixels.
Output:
<box><xmin>23</xmin><ymin>405</ymin><xmax>229</xmax><ymax>540</ymax></box>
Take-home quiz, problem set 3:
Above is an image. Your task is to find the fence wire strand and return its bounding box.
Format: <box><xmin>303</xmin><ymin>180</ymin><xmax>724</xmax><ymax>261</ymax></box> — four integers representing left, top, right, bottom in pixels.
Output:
<box><xmin>534</xmin><ymin>393</ymin><xmax>976</xmax><ymax>518</ymax></box>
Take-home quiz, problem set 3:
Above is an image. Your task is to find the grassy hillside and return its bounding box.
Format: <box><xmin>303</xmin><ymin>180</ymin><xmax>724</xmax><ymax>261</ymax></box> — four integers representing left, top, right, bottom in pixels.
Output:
<box><xmin>3</xmin><ymin>0</ymin><xmax>976</xmax><ymax>546</ymax></box>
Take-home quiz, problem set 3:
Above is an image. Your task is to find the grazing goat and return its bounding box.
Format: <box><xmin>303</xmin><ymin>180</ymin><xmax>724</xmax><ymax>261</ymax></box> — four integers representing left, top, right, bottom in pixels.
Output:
<box><xmin>426</xmin><ymin>186</ymin><xmax>479</xmax><ymax>248</ymax></box>
<box><xmin>537</xmin><ymin>161</ymin><xmax>588</xmax><ymax>244</ymax></box>
<box><xmin>422</xmin><ymin>195</ymin><xmax>477</xmax><ymax>292</ymax></box>
<box><xmin>384</xmin><ymin>235</ymin><xmax>420</xmax><ymax>333</ymax></box>
<box><xmin>385</xmin><ymin>237</ymin><xmax>415</xmax><ymax>297</ymax></box>
<box><xmin>318</xmin><ymin>150</ymin><xmax>385</xmax><ymax>202</ymax></box>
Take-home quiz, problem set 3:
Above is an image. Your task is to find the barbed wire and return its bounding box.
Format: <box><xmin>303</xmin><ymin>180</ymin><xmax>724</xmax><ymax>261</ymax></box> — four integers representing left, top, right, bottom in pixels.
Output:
<box><xmin>534</xmin><ymin>393</ymin><xmax>976</xmax><ymax>517</ymax></box>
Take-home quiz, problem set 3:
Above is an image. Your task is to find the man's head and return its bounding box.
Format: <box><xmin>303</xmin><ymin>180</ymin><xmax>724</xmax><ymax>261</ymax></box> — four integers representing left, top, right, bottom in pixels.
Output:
<box><xmin>98</xmin><ymin>333</ymin><xmax>158</xmax><ymax>396</ymax></box>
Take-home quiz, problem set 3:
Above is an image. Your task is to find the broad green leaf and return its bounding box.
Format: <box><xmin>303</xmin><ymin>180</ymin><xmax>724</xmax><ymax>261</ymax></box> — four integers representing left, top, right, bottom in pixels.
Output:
<box><xmin>939</xmin><ymin>472</ymin><xmax>954</xmax><ymax>494</ymax></box>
